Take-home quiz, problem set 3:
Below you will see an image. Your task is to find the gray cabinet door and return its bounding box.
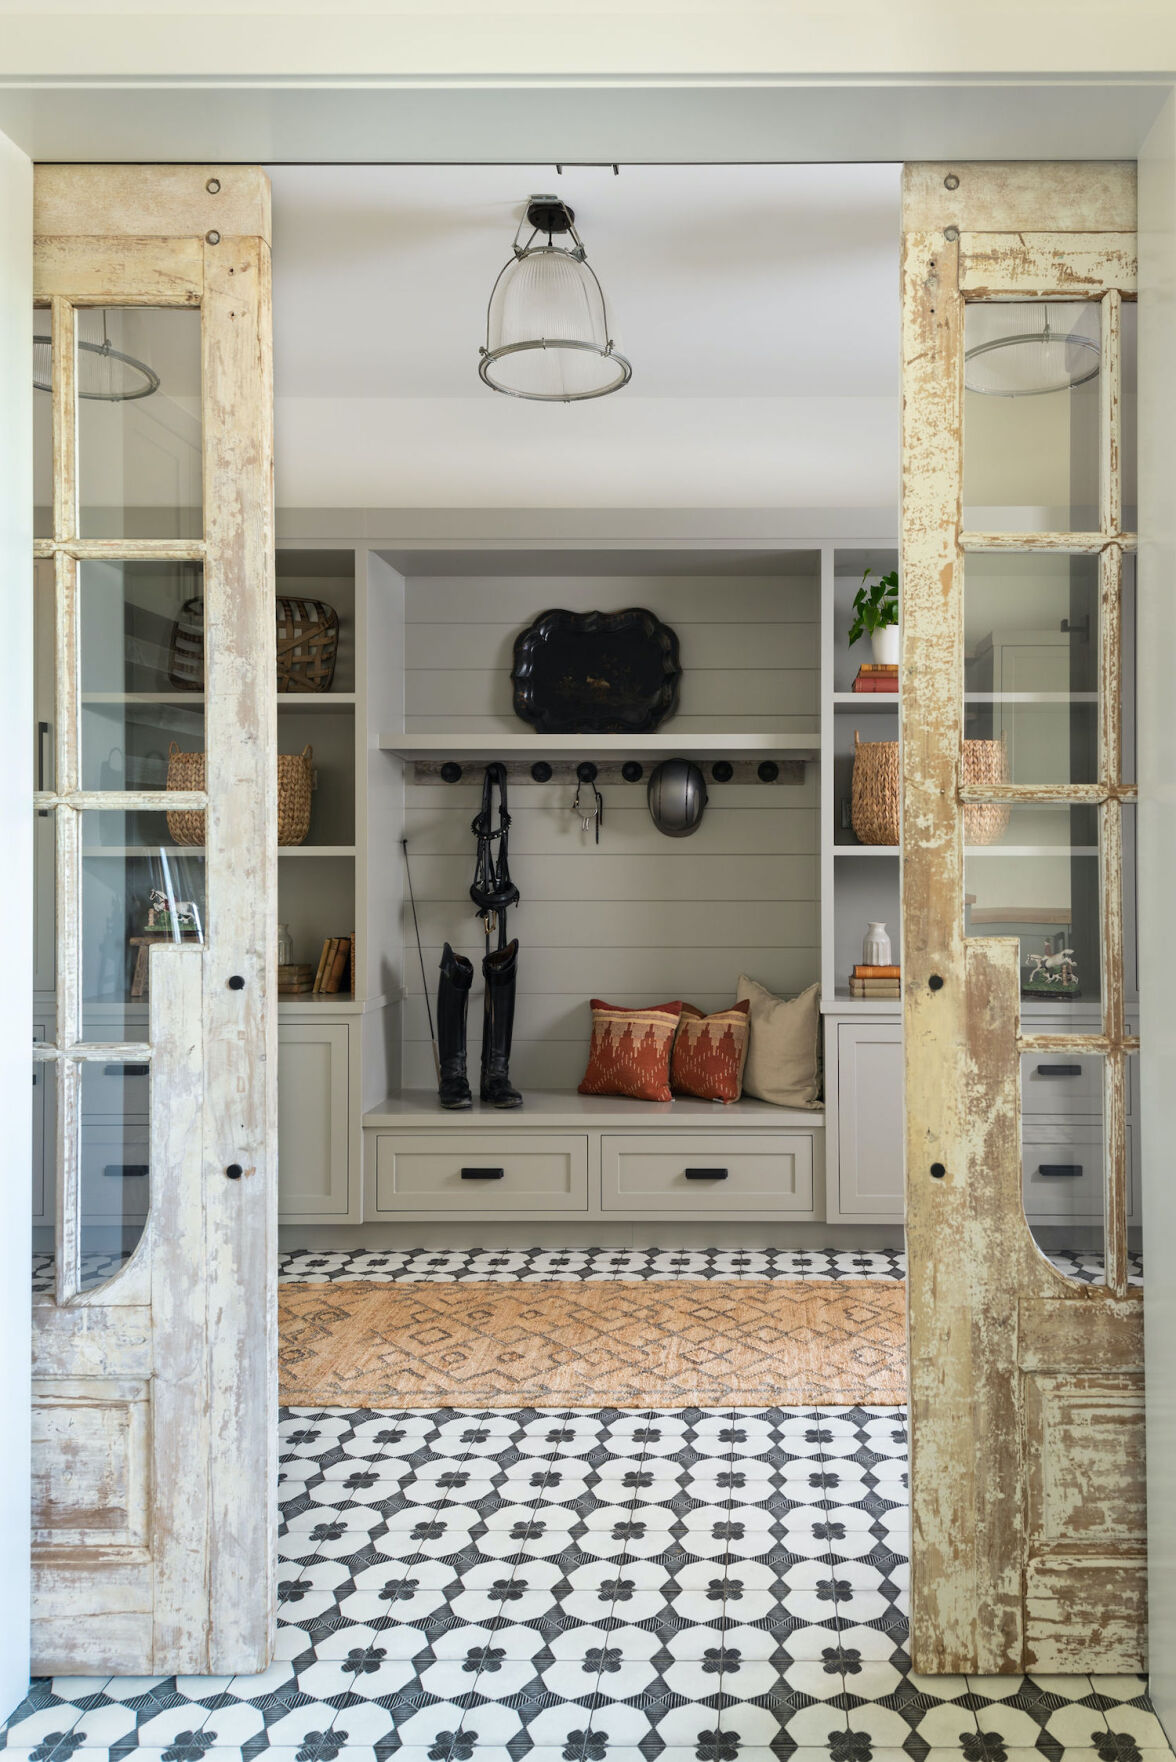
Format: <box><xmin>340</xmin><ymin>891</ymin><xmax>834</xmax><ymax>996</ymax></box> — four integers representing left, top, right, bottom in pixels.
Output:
<box><xmin>832</xmin><ymin>1018</ymin><xmax>904</xmax><ymax>1222</ymax></box>
<box><xmin>278</xmin><ymin>1022</ymin><xmax>351</xmax><ymax>1220</ymax></box>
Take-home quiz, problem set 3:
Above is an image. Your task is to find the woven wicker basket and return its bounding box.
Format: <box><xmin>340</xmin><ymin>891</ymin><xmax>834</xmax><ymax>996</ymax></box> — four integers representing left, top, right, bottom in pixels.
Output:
<box><xmin>168</xmin><ymin>596</ymin><xmax>340</xmax><ymax>694</ymax></box>
<box><xmin>166</xmin><ymin>743</ymin><xmax>315</xmax><ymax>846</ymax></box>
<box><xmin>850</xmin><ymin>731</ymin><xmax>1010</xmax><ymax>847</ymax></box>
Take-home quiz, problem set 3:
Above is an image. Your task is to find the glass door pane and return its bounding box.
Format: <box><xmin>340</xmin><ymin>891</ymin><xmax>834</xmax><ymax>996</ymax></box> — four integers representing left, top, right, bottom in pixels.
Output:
<box><xmin>79</xmin><ymin>559</ymin><xmax>205</xmax><ymax>792</ymax></box>
<box><xmin>964</xmin><ymin>551</ymin><xmax>1099</xmax><ymax>785</ymax></box>
<box><xmin>77</xmin><ymin>307</ymin><xmax>203</xmax><ymax>539</ymax></box>
<box><xmin>963</xmin><ymin>299</ymin><xmax>1100</xmax><ymax>531</ymax></box>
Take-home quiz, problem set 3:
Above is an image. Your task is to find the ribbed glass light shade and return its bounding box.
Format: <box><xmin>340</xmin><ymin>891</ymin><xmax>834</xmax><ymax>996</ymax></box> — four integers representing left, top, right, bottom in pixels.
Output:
<box><xmin>33</xmin><ymin>332</ymin><xmax>159</xmax><ymax>401</ymax></box>
<box><xmin>480</xmin><ymin>245</ymin><xmax>631</xmax><ymax>401</ymax></box>
<box><xmin>964</xmin><ymin>301</ymin><xmax>1100</xmax><ymax>397</ymax></box>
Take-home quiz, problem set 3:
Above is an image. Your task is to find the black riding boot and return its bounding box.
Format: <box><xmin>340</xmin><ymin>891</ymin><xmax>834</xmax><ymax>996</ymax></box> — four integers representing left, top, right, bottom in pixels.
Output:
<box><xmin>480</xmin><ymin>938</ymin><xmax>522</xmax><ymax>1108</ymax></box>
<box><xmin>437</xmin><ymin>942</ymin><xmax>473</xmax><ymax>1109</ymax></box>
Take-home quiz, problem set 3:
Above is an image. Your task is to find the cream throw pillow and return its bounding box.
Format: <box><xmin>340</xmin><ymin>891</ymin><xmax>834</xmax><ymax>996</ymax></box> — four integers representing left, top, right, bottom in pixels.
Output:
<box><xmin>736</xmin><ymin>976</ymin><xmax>821</xmax><ymax>1108</ymax></box>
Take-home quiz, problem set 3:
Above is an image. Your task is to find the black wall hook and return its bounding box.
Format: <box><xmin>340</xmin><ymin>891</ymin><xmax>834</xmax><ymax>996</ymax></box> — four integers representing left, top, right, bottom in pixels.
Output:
<box><xmin>576</xmin><ymin>762</ymin><xmax>598</xmax><ymax>783</ymax></box>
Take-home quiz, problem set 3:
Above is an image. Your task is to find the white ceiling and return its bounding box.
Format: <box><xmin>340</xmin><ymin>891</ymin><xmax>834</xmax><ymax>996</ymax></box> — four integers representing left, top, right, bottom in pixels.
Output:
<box><xmin>268</xmin><ymin>162</ymin><xmax>902</xmax><ymax>510</ymax></box>
<box><xmin>271</xmin><ymin>162</ymin><xmax>900</xmax><ymax>399</ymax></box>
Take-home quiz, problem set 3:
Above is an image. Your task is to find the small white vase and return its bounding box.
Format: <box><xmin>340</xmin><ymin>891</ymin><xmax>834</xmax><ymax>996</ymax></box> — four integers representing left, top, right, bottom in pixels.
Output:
<box><xmin>863</xmin><ymin>921</ymin><xmax>892</xmax><ymax>965</ymax></box>
<box><xmin>871</xmin><ymin>624</ymin><xmax>900</xmax><ymax>667</ymax></box>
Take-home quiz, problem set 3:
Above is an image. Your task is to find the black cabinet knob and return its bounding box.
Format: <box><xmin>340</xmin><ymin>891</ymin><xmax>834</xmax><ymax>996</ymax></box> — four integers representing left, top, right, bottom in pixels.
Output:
<box><xmin>930</xmin><ymin>1162</ymin><xmax>946</xmax><ymax>1179</ymax></box>
<box><xmin>226</xmin><ymin>1163</ymin><xmax>243</xmax><ymax>1179</ymax></box>
<box><xmin>228</xmin><ymin>974</ymin><xmax>245</xmax><ymax>990</ymax></box>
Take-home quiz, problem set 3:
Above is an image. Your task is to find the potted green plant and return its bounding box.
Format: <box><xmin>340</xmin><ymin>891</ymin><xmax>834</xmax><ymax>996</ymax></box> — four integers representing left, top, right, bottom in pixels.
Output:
<box><xmin>848</xmin><ymin>567</ymin><xmax>900</xmax><ymax>666</ymax></box>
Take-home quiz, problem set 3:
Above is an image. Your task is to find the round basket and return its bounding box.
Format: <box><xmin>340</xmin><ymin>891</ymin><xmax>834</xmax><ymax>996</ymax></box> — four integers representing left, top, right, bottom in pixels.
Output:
<box><xmin>850</xmin><ymin>732</ymin><xmax>1010</xmax><ymax>847</ymax></box>
<box><xmin>166</xmin><ymin>743</ymin><xmax>315</xmax><ymax>846</ymax></box>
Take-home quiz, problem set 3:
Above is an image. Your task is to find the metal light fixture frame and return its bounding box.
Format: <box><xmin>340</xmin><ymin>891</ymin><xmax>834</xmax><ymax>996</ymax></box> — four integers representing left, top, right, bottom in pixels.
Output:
<box><xmin>478</xmin><ymin>195</ymin><xmax>632</xmax><ymax>402</ymax></box>
<box><xmin>34</xmin><ymin>332</ymin><xmax>160</xmax><ymax>401</ymax></box>
<box><xmin>963</xmin><ymin>305</ymin><xmax>1100</xmax><ymax>398</ymax></box>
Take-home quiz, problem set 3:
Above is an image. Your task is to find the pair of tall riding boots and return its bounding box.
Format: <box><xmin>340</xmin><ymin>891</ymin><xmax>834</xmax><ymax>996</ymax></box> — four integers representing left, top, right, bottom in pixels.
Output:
<box><xmin>437</xmin><ymin>763</ymin><xmax>522</xmax><ymax>1110</ymax></box>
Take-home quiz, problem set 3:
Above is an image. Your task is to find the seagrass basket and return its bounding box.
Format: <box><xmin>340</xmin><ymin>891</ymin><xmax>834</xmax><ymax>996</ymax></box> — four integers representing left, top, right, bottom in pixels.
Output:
<box><xmin>850</xmin><ymin>731</ymin><xmax>1010</xmax><ymax>846</ymax></box>
<box><xmin>166</xmin><ymin>743</ymin><xmax>315</xmax><ymax>846</ymax></box>
<box><xmin>168</xmin><ymin>596</ymin><xmax>340</xmax><ymax>694</ymax></box>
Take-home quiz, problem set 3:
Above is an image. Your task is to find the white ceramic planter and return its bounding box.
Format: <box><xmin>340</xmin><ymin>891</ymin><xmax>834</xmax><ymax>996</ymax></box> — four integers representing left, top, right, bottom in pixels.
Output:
<box><xmin>871</xmin><ymin>624</ymin><xmax>900</xmax><ymax>667</ymax></box>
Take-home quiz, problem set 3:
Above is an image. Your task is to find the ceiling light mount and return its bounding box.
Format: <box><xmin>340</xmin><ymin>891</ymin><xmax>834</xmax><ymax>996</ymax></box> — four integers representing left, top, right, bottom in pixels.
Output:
<box><xmin>524</xmin><ymin>195</ymin><xmax>576</xmax><ymax>240</ymax></box>
<box><xmin>479</xmin><ymin>192</ymin><xmax>631</xmax><ymax>403</ymax></box>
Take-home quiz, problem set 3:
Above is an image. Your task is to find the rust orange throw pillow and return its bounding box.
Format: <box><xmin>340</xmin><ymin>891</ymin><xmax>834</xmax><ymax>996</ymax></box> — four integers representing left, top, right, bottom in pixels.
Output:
<box><xmin>671</xmin><ymin>1000</ymin><xmax>751</xmax><ymax>1103</ymax></box>
<box><xmin>579</xmin><ymin>1000</ymin><xmax>685</xmax><ymax>1102</ymax></box>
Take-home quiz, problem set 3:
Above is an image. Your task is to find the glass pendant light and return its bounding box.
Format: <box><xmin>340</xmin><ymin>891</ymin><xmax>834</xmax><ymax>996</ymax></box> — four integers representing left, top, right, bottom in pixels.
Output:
<box><xmin>479</xmin><ymin>195</ymin><xmax>631</xmax><ymax>402</ymax></box>
<box><xmin>964</xmin><ymin>301</ymin><xmax>1100</xmax><ymax>397</ymax></box>
<box><xmin>33</xmin><ymin>310</ymin><xmax>159</xmax><ymax>401</ymax></box>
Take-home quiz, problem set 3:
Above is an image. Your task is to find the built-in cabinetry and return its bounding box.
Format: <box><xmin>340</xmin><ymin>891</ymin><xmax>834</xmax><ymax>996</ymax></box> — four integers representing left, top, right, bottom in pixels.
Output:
<box><xmin>34</xmin><ymin>526</ymin><xmax>1135</xmax><ymax>1246</ymax></box>
<box><xmin>364</xmin><ymin>1094</ymin><xmax>824</xmax><ymax>1223</ymax></box>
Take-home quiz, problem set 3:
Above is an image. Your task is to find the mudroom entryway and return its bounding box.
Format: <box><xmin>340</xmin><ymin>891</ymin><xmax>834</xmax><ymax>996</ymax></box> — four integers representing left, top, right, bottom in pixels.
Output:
<box><xmin>15</xmin><ymin>148</ymin><xmax>1161</xmax><ymax>1744</ymax></box>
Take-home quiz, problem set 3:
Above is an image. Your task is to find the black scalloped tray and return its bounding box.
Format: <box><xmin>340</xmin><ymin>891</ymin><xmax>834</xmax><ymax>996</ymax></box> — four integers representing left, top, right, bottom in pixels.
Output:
<box><xmin>511</xmin><ymin>608</ymin><xmax>682</xmax><ymax>735</ymax></box>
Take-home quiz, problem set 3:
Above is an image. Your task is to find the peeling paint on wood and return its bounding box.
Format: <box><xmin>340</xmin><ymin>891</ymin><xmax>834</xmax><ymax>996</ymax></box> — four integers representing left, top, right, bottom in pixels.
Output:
<box><xmin>901</xmin><ymin>162</ymin><xmax>1143</xmax><ymax>1675</ymax></box>
<box><xmin>959</xmin><ymin>233</ymin><xmax>1137</xmax><ymax>298</ymax></box>
<box><xmin>30</xmin><ymin>167</ymin><xmax>275</xmax><ymax>1677</ymax></box>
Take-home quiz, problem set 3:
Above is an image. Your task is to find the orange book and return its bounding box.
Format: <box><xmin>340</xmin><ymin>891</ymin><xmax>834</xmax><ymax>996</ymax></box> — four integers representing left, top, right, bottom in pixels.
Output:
<box><xmin>853</xmin><ymin>964</ymin><xmax>901</xmax><ymax>978</ymax></box>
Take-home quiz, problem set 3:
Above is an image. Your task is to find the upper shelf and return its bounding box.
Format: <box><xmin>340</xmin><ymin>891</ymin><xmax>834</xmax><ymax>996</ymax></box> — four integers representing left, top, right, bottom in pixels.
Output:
<box><xmin>379</xmin><ymin>731</ymin><xmax>821</xmax><ymax>761</ymax></box>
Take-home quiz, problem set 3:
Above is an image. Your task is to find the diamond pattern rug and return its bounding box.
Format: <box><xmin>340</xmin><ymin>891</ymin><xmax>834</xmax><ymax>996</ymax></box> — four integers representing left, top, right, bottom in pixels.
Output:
<box><xmin>279</xmin><ymin>1279</ymin><xmax>907</xmax><ymax>1409</ymax></box>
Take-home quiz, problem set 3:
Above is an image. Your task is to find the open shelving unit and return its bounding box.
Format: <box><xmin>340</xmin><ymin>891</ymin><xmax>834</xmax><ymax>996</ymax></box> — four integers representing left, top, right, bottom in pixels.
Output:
<box><xmin>820</xmin><ymin>544</ymin><xmax>903</xmax><ymax>1010</ymax></box>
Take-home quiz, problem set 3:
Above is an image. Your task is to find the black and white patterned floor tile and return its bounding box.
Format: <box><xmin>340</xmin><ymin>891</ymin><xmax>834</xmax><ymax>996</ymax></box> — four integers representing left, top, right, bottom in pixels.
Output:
<box><xmin>31</xmin><ymin>1248</ymin><xmax>1144</xmax><ymax>1298</ymax></box>
<box><xmin>277</xmin><ymin>1250</ymin><xmax>908</xmax><ymax>1286</ymax></box>
<box><xmin>275</xmin><ymin>1248</ymin><xmax>1143</xmax><ymax>1290</ymax></box>
<box><xmin>3</xmin><ymin>1405</ymin><xmax>1167</xmax><ymax>1762</ymax></box>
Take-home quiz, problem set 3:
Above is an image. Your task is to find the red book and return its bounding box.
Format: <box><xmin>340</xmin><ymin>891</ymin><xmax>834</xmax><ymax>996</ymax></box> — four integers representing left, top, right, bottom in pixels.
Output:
<box><xmin>853</xmin><ymin>677</ymin><xmax>899</xmax><ymax>693</ymax></box>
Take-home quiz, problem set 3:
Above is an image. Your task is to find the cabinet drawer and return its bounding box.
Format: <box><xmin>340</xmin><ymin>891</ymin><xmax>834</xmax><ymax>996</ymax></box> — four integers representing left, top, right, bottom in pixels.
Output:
<box><xmin>1023</xmin><ymin>1123</ymin><xmax>1137</xmax><ymax>1222</ymax></box>
<box><xmin>80</xmin><ymin>1124</ymin><xmax>150</xmax><ymax>1220</ymax></box>
<box><xmin>602</xmin><ymin>1133</ymin><xmax>814</xmax><ymax>1214</ymax></box>
<box><xmin>374</xmin><ymin>1134</ymin><xmax>589</xmax><ymax>1213</ymax></box>
<box><xmin>82</xmin><ymin>1061</ymin><xmax>150</xmax><ymax>1120</ymax></box>
<box><xmin>1021</xmin><ymin>1053</ymin><xmax>1104</xmax><ymax>1116</ymax></box>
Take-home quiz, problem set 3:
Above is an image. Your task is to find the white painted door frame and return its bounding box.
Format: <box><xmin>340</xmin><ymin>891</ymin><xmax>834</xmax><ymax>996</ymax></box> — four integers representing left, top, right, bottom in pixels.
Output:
<box><xmin>0</xmin><ymin>68</ymin><xmax>1174</xmax><ymax>1724</ymax></box>
<box><xmin>0</xmin><ymin>122</ymin><xmax>33</xmax><ymax>1724</ymax></box>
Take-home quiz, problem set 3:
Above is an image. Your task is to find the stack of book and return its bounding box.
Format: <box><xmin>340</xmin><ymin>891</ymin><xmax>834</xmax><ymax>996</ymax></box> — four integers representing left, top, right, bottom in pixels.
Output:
<box><xmin>852</xmin><ymin>663</ymin><xmax>898</xmax><ymax>694</ymax></box>
<box><xmin>278</xmin><ymin>962</ymin><xmax>315</xmax><ymax>997</ymax></box>
<box><xmin>312</xmin><ymin>934</ymin><xmax>354</xmax><ymax>995</ymax></box>
<box><xmin>848</xmin><ymin>963</ymin><xmax>901</xmax><ymax>999</ymax></box>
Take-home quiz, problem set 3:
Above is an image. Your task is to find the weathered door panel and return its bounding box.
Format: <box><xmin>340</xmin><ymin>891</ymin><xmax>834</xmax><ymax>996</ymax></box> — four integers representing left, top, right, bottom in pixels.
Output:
<box><xmin>901</xmin><ymin>162</ymin><xmax>1144</xmax><ymax>1672</ymax></box>
<box><xmin>30</xmin><ymin>167</ymin><xmax>276</xmax><ymax>1674</ymax></box>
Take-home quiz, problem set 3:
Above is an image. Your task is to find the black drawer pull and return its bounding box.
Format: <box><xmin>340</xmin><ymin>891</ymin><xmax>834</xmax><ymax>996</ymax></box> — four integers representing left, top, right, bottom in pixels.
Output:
<box><xmin>1035</xmin><ymin>1063</ymin><xmax>1083</xmax><ymax>1078</ymax></box>
<box><xmin>1038</xmin><ymin>1163</ymin><xmax>1083</xmax><ymax>1178</ymax></box>
<box><xmin>104</xmin><ymin>1163</ymin><xmax>148</xmax><ymax>1178</ymax></box>
<box><xmin>685</xmin><ymin>1167</ymin><xmax>729</xmax><ymax>1180</ymax></box>
<box><xmin>461</xmin><ymin>1166</ymin><xmax>505</xmax><ymax>1180</ymax></box>
<box><xmin>103</xmin><ymin>1062</ymin><xmax>149</xmax><ymax>1078</ymax></box>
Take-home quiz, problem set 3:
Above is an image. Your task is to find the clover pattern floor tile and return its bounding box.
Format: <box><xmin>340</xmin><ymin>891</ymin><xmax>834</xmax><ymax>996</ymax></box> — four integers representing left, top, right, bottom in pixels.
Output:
<box><xmin>32</xmin><ymin>1247</ymin><xmax>1144</xmax><ymax>1299</ymax></box>
<box><xmin>3</xmin><ymin>1405</ymin><xmax>1167</xmax><ymax>1762</ymax></box>
<box><xmin>274</xmin><ymin>1249</ymin><xmax>1142</xmax><ymax>1289</ymax></box>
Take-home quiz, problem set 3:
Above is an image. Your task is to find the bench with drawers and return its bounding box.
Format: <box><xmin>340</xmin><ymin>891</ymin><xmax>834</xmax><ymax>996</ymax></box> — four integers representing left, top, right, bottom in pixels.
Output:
<box><xmin>363</xmin><ymin>1092</ymin><xmax>825</xmax><ymax>1224</ymax></box>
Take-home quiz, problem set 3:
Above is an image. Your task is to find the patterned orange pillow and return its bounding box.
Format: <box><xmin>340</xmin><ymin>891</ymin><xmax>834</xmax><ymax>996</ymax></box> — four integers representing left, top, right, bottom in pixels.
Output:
<box><xmin>671</xmin><ymin>1000</ymin><xmax>751</xmax><ymax>1103</ymax></box>
<box><xmin>578</xmin><ymin>1000</ymin><xmax>685</xmax><ymax>1102</ymax></box>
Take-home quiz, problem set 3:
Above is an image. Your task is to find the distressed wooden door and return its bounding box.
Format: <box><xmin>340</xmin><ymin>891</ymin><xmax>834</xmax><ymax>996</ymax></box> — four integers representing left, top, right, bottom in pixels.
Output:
<box><xmin>30</xmin><ymin>167</ymin><xmax>277</xmax><ymax>1673</ymax></box>
<box><xmin>901</xmin><ymin>163</ymin><xmax>1143</xmax><ymax>1673</ymax></box>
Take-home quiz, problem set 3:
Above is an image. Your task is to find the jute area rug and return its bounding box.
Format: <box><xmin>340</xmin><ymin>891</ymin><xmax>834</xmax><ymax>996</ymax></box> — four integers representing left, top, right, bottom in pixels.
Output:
<box><xmin>279</xmin><ymin>1280</ymin><xmax>907</xmax><ymax>1409</ymax></box>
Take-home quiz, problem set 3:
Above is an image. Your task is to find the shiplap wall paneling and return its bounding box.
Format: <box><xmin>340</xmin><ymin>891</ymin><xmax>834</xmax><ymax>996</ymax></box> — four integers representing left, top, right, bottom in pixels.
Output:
<box><xmin>399</xmin><ymin>566</ymin><xmax>821</xmax><ymax>1093</ymax></box>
